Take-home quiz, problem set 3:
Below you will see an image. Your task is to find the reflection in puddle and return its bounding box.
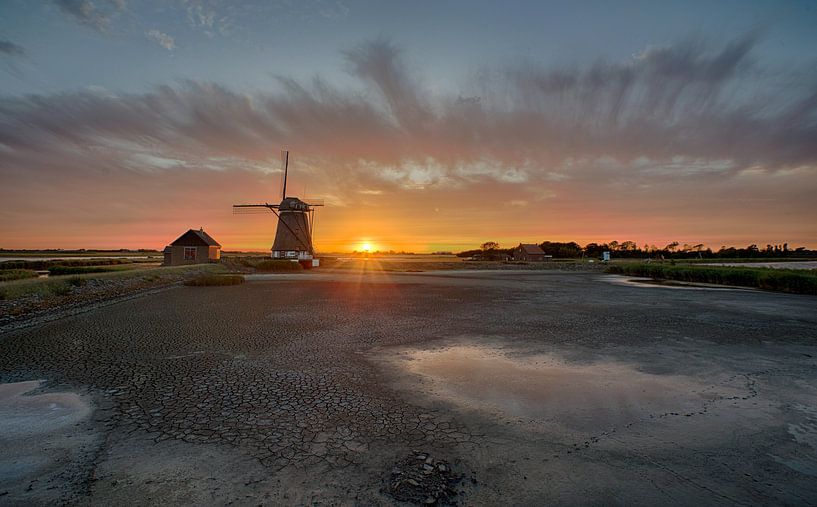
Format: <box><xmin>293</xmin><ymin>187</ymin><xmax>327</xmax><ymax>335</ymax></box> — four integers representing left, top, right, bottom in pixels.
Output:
<box><xmin>399</xmin><ymin>345</ymin><xmax>706</xmax><ymax>432</ymax></box>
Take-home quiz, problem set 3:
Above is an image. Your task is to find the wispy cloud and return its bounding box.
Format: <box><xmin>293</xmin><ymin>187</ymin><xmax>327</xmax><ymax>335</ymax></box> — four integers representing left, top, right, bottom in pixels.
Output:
<box><xmin>3</xmin><ymin>35</ymin><xmax>815</xmax><ymax>175</ymax></box>
<box><xmin>54</xmin><ymin>0</ymin><xmax>125</xmax><ymax>33</ymax></box>
<box><xmin>145</xmin><ymin>29</ymin><xmax>176</xmax><ymax>51</ymax></box>
<box><xmin>0</xmin><ymin>39</ymin><xmax>25</xmax><ymax>57</ymax></box>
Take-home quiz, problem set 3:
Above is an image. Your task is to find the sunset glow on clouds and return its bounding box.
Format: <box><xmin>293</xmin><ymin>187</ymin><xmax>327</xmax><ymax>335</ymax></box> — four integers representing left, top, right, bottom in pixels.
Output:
<box><xmin>1</xmin><ymin>1</ymin><xmax>816</xmax><ymax>251</ymax></box>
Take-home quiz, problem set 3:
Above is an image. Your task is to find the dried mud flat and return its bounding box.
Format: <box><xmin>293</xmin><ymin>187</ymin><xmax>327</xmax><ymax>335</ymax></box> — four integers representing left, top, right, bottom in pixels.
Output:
<box><xmin>0</xmin><ymin>270</ymin><xmax>816</xmax><ymax>505</ymax></box>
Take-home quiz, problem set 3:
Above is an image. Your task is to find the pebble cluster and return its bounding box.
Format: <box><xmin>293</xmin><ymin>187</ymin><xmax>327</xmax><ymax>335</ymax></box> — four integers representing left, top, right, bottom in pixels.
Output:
<box><xmin>385</xmin><ymin>451</ymin><xmax>463</xmax><ymax>505</ymax></box>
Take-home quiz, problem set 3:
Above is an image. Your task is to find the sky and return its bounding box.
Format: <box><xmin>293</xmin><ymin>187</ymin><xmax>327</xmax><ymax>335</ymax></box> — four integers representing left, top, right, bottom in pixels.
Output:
<box><xmin>1</xmin><ymin>0</ymin><xmax>816</xmax><ymax>252</ymax></box>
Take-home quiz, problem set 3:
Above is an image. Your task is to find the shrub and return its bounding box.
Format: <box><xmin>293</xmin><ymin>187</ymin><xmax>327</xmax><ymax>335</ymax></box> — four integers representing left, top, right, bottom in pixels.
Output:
<box><xmin>0</xmin><ymin>269</ymin><xmax>39</xmax><ymax>282</ymax></box>
<box><xmin>66</xmin><ymin>276</ymin><xmax>87</xmax><ymax>287</ymax></box>
<box><xmin>254</xmin><ymin>260</ymin><xmax>303</xmax><ymax>272</ymax></box>
<box><xmin>184</xmin><ymin>274</ymin><xmax>245</xmax><ymax>286</ymax></box>
<box><xmin>48</xmin><ymin>266</ymin><xmax>116</xmax><ymax>276</ymax></box>
<box><xmin>50</xmin><ymin>282</ymin><xmax>73</xmax><ymax>296</ymax></box>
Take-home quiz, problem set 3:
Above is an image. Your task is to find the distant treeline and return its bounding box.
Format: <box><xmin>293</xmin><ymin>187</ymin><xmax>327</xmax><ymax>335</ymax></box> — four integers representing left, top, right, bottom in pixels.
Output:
<box><xmin>457</xmin><ymin>241</ymin><xmax>817</xmax><ymax>259</ymax></box>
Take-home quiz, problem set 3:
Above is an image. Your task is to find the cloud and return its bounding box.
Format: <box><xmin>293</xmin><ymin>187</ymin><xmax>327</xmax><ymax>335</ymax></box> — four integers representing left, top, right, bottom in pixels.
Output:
<box><xmin>2</xmin><ymin>34</ymin><xmax>815</xmax><ymax>177</ymax></box>
<box><xmin>183</xmin><ymin>0</ymin><xmax>217</xmax><ymax>28</ymax></box>
<box><xmin>0</xmin><ymin>39</ymin><xmax>25</xmax><ymax>57</ymax></box>
<box><xmin>145</xmin><ymin>29</ymin><xmax>176</xmax><ymax>51</ymax></box>
<box><xmin>1</xmin><ymin>35</ymin><xmax>816</xmax><ymax>248</ymax></box>
<box><xmin>54</xmin><ymin>0</ymin><xmax>125</xmax><ymax>33</ymax></box>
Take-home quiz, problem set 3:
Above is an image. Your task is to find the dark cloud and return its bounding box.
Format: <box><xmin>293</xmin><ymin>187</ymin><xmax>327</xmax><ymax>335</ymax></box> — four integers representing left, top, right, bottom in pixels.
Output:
<box><xmin>54</xmin><ymin>0</ymin><xmax>124</xmax><ymax>33</ymax></box>
<box><xmin>0</xmin><ymin>39</ymin><xmax>25</xmax><ymax>57</ymax></box>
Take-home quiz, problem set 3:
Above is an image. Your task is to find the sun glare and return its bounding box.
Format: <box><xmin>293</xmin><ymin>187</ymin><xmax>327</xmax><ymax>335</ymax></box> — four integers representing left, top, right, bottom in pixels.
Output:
<box><xmin>361</xmin><ymin>242</ymin><xmax>372</xmax><ymax>252</ymax></box>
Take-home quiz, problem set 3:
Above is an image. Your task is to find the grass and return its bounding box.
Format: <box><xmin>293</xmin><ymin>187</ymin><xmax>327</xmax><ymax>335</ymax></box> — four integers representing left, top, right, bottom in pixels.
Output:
<box><xmin>0</xmin><ymin>279</ymin><xmax>75</xmax><ymax>300</ymax></box>
<box><xmin>253</xmin><ymin>260</ymin><xmax>304</xmax><ymax>272</ymax></box>
<box><xmin>0</xmin><ymin>269</ymin><xmax>39</xmax><ymax>282</ymax></box>
<box><xmin>606</xmin><ymin>263</ymin><xmax>817</xmax><ymax>295</ymax></box>
<box><xmin>0</xmin><ymin>264</ymin><xmax>222</xmax><ymax>301</ymax></box>
<box><xmin>0</xmin><ymin>258</ymin><xmax>138</xmax><ymax>270</ymax></box>
<box><xmin>184</xmin><ymin>274</ymin><xmax>245</xmax><ymax>286</ymax></box>
<box><xmin>47</xmin><ymin>265</ymin><xmax>122</xmax><ymax>276</ymax></box>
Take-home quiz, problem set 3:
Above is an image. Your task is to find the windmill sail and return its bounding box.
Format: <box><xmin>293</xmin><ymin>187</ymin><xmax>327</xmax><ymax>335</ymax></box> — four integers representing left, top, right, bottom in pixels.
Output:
<box><xmin>233</xmin><ymin>150</ymin><xmax>324</xmax><ymax>267</ymax></box>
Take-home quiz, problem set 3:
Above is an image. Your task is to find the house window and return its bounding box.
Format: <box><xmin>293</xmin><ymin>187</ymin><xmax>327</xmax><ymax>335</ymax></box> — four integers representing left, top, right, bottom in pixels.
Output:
<box><xmin>184</xmin><ymin>247</ymin><xmax>197</xmax><ymax>261</ymax></box>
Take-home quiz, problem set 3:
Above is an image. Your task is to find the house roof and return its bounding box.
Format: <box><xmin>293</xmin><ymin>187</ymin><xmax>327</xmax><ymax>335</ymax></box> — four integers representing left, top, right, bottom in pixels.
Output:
<box><xmin>170</xmin><ymin>228</ymin><xmax>221</xmax><ymax>247</ymax></box>
<box><xmin>518</xmin><ymin>243</ymin><xmax>545</xmax><ymax>255</ymax></box>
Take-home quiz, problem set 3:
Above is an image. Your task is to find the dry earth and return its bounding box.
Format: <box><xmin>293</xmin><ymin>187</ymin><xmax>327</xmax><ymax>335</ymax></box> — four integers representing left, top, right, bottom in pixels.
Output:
<box><xmin>0</xmin><ymin>270</ymin><xmax>816</xmax><ymax>505</ymax></box>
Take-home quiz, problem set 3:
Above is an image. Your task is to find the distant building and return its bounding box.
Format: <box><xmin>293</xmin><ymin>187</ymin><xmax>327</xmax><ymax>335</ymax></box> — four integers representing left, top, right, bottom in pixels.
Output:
<box><xmin>512</xmin><ymin>243</ymin><xmax>549</xmax><ymax>262</ymax></box>
<box><xmin>163</xmin><ymin>228</ymin><xmax>221</xmax><ymax>266</ymax></box>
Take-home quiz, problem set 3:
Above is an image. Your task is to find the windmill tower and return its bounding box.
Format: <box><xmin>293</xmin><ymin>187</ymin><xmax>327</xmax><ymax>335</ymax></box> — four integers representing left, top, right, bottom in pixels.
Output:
<box><xmin>233</xmin><ymin>151</ymin><xmax>324</xmax><ymax>268</ymax></box>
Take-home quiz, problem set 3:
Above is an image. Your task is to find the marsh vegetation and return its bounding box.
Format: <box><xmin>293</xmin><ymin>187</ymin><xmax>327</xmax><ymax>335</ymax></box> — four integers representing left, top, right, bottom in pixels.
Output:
<box><xmin>606</xmin><ymin>263</ymin><xmax>817</xmax><ymax>295</ymax></box>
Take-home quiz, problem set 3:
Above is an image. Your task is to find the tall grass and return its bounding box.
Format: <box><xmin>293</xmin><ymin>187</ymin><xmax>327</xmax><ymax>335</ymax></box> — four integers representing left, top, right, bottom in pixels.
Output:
<box><xmin>253</xmin><ymin>260</ymin><xmax>304</xmax><ymax>272</ymax></box>
<box><xmin>606</xmin><ymin>263</ymin><xmax>817</xmax><ymax>295</ymax></box>
<box><xmin>184</xmin><ymin>274</ymin><xmax>245</xmax><ymax>286</ymax></box>
<box><xmin>0</xmin><ymin>279</ymin><xmax>75</xmax><ymax>300</ymax></box>
<box><xmin>0</xmin><ymin>269</ymin><xmax>39</xmax><ymax>282</ymax></box>
<box><xmin>0</xmin><ymin>264</ymin><xmax>220</xmax><ymax>301</ymax></box>
<box><xmin>0</xmin><ymin>258</ymin><xmax>135</xmax><ymax>270</ymax></box>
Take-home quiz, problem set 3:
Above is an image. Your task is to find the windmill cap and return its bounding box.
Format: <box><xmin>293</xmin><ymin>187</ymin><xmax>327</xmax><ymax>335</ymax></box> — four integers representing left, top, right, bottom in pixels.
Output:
<box><xmin>279</xmin><ymin>196</ymin><xmax>310</xmax><ymax>211</ymax></box>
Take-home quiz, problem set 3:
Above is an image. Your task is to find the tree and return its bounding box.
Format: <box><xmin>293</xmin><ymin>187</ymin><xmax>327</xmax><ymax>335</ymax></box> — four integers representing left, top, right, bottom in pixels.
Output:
<box><xmin>480</xmin><ymin>241</ymin><xmax>499</xmax><ymax>251</ymax></box>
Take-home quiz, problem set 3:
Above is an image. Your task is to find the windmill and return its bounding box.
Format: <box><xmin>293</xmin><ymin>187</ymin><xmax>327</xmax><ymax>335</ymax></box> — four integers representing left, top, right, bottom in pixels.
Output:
<box><xmin>233</xmin><ymin>150</ymin><xmax>324</xmax><ymax>268</ymax></box>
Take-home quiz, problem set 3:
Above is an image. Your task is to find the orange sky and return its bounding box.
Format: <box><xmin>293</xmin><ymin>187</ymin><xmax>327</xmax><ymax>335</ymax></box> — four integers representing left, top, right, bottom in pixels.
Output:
<box><xmin>2</xmin><ymin>161</ymin><xmax>814</xmax><ymax>253</ymax></box>
<box><xmin>2</xmin><ymin>38</ymin><xmax>816</xmax><ymax>251</ymax></box>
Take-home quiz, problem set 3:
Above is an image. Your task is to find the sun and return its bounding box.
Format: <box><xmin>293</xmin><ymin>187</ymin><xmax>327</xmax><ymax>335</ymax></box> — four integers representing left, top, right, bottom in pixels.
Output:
<box><xmin>361</xmin><ymin>242</ymin><xmax>372</xmax><ymax>252</ymax></box>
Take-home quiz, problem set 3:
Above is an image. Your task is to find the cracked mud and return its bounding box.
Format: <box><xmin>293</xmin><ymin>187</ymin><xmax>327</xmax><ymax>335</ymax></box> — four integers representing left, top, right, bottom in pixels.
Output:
<box><xmin>0</xmin><ymin>270</ymin><xmax>816</xmax><ymax>504</ymax></box>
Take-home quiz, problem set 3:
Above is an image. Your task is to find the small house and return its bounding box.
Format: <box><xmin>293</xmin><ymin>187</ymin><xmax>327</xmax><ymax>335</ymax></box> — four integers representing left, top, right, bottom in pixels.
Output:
<box><xmin>512</xmin><ymin>243</ymin><xmax>548</xmax><ymax>262</ymax></box>
<box><xmin>163</xmin><ymin>228</ymin><xmax>221</xmax><ymax>266</ymax></box>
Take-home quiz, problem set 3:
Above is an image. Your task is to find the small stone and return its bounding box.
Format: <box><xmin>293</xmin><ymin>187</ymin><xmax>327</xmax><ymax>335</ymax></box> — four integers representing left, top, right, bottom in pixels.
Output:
<box><xmin>424</xmin><ymin>497</ymin><xmax>436</xmax><ymax>505</ymax></box>
<box><xmin>437</xmin><ymin>464</ymin><xmax>447</xmax><ymax>472</ymax></box>
<box><xmin>407</xmin><ymin>479</ymin><xmax>419</xmax><ymax>486</ymax></box>
<box><xmin>416</xmin><ymin>454</ymin><xmax>427</xmax><ymax>460</ymax></box>
<box><xmin>423</xmin><ymin>464</ymin><xmax>434</xmax><ymax>471</ymax></box>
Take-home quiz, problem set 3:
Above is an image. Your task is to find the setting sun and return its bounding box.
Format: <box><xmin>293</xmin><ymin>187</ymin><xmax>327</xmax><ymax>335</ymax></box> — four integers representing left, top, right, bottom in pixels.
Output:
<box><xmin>361</xmin><ymin>243</ymin><xmax>373</xmax><ymax>252</ymax></box>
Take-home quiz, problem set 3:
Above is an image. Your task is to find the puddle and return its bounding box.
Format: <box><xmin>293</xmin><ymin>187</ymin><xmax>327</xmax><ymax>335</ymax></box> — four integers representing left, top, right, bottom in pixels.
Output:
<box><xmin>396</xmin><ymin>345</ymin><xmax>707</xmax><ymax>432</ymax></box>
<box><xmin>0</xmin><ymin>380</ymin><xmax>95</xmax><ymax>496</ymax></box>
<box><xmin>0</xmin><ymin>380</ymin><xmax>91</xmax><ymax>438</ymax></box>
<box><xmin>771</xmin><ymin>404</ymin><xmax>817</xmax><ymax>477</ymax></box>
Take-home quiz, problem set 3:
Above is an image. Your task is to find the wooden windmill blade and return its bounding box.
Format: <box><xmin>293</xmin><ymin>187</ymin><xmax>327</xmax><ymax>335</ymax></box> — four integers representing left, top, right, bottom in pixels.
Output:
<box><xmin>279</xmin><ymin>149</ymin><xmax>289</xmax><ymax>200</ymax></box>
<box><xmin>232</xmin><ymin>203</ymin><xmax>279</xmax><ymax>214</ymax></box>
